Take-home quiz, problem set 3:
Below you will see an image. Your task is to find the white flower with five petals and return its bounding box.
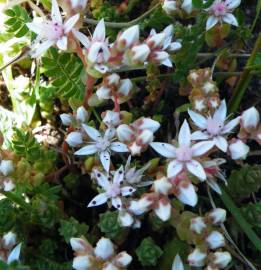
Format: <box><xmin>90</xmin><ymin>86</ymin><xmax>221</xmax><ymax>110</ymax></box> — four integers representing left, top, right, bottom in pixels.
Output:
<box><xmin>26</xmin><ymin>0</ymin><xmax>80</xmax><ymax>57</ymax></box>
<box><xmin>205</xmin><ymin>0</ymin><xmax>241</xmax><ymax>30</ymax></box>
<box><xmin>188</xmin><ymin>100</ymin><xmax>240</xmax><ymax>152</ymax></box>
<box><xmin>88</xmin><ymin>167</ymin><xmax>136</xmax><ymax>209</ymax></box>
<box><xmin>150</xmin><ymin>120</ymin><xmax>214</xmax><ymax>180</ymax></box>
<box><xmin>74</xmin><ymin>125</ymin><xmax>129</xmax><ymax>171</ymax></box>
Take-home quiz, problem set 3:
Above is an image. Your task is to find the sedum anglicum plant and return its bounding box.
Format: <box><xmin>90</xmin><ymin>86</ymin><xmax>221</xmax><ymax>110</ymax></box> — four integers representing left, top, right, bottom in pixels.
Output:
<box><xmin>0</xmin><ymin>0</ymin><xmax>260</xmax><ymax>269</ymax></box>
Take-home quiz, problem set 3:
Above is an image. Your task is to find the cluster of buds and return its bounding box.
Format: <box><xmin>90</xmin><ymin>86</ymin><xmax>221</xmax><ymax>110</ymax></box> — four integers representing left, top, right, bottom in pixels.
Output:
<box><xmin>95</xmin><ymin>73</ymin><xmax>133</xmax><ymax>105</ymax></box>
<box><xmin>70</xmin><ymin>237</ymin><xmax>132</xmax><ymax>270</ymax></box>
<box><xmin>0</xmin><ymin>232</ymin><xmax>21</xmax><ymax>265</ymax></box>
<box><xmin>117</xmin><ymin>117</ymin><xmax>160</xmax><ymax>156</ymax></box>
<box><xmin>187</xmin><ymin>208</ymin><xmax>231</xmax><ymax>269</ymax></box>
<box><xmin>188</xmin><ymin>68</ymin><xmax>220</xmax><ymax>113</ymax></box>
<box><xmin>0</xmin><ymin>158</ymin><xmax>15</xmax><ymax>191</ymax></box>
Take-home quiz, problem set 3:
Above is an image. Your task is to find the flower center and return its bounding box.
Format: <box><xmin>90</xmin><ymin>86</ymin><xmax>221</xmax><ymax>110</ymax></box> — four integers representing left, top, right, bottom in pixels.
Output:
<box><xmin>106</xmin><ymin>183</ymin><xmax>121</xmax><ymax>197</ymax></box>
<box><xmin>212</xmin><ymin>2</ymin><xmax>226</xmax><ymax>16</ymax></box>
<box><xmin>206</xmin><ymin>118</ymin><xmax>224</xmax><ymax>136</ymax></box>
<box><xmin>46</xmin><ymin>21</ymin><xmax>64</xmax><ymax>40</ymax></box>
<box><xmin>176</xmin><ymin>146</ymin><xmax>192</xmax><ymax>162</ymax></box>
<box><xmin>96</xmin><ymin>138</ymin><xmax>110</xmax><ymax>151</ymax></box>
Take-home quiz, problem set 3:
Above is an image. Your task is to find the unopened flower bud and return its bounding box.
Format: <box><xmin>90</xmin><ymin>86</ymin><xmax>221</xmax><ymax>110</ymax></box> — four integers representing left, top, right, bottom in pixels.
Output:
<box><xmin>181</xmin><ymin>0</ymin><xmax>193</xmax><ymax>14</ymax></box>
<box><xmin>70</xmin><ymin>0</ymin><xmax>88</xmax><ymax>9</ymax></box>
<box><xmin>154</xmin><ymin>199</ymin><xmax>171</xmax><ymax>221</ymax></box>
<box><xmin>70</xmin><ymin>238</ymin><xmax>89</xmax><ymax>252</ymax></box>
<box><xmin>2</xmin><ymin>232</ymin><xmax>16</xmax><ymax>248</ymax></box>
<box><xmin>72</xmin><ymin>255</ymin><xmax>92</xmax><ymax>270</ymax></box>
<box><xmin>229</xmin><ymin>139</ymin><xmax>249</xmax><ymax>160</ymax></box>
<box><xmin>209</xmin><ymin>208</ymin><xmax>226</xmax><ymax>224</ymax></box>
<box><xmin>118</xmin><ymin>211</ymin><xmax>134</xmax><ymax>227</ymax></box>
<box><xmin>96</xmin><ymin>86</ymin><xmax>111</xmax><ymax>100</ymax></box>
<box><xmin>114</xmin><ymin>251</ymin><xmax>132</xmax><ymax>267</ymax></box>
<box><xmin>190</xmin><ymin>217</ymin><xmax>206</xmax><ymax>234</ymax></box>
<box><xmin>176</xmin><ymin>181</ymin><xmax>198</xmax><ymax>207</ymax></box>
<box><xmin>117</xmin><ymin>25</ymin><xmax>139</xmax><ymax>51</ymax></box>
<box><xmin>3</xmin><ymin>179</ymin><xmax>15</xmax><ymax>192</ymax></box>
<box><xmin>106</xmin><ymin>73</ymin><xmax>121</xmax><ymax>86</ymax></box>
<box><xmin>0</xmin><ymin>160</ymin><xmax>14</xmax><ymax>176</ymax></box>
<box><xmin>241</xmin><ymin>107</ymin><xmax>260</xmax><ymax>131</ymax></box>
<box><xmin>188</xmin><ymin>248</ymin><xmax>207</xmax><ymax>267</ymax></box>
<box><xmin>118</xmin><ymin>79</ymin><xmax>133</xmax><ymax>97</ymax></box>
<box><xmin>146</xmin><ymin>33</ymin><xmax>166</xmax><ymax>49</ymax></box>
<box><xmin>94</xmin><ymin>237</ymin><xmax>114</xmax><ymax>260</ymax></box>
<box><xmin>138</xmin><ymin>130</ymin><xmax>154</xmax><ymax>145</ymax></box>
<box><xmin>153</xmin><ymin>177</ymin><xmax>172</xmax><ymax>195</ymax></box>
<box><xmin>103</xmin><ymin>111</ymin><xmax>121</xmax><ymax>127</ymax></box>
<box><xmin>103</xmin><ymin>262</ymin><xmax>119</xmax><ymax>270</ymax></box>
<box><xmin>117</xmin><ymin>124</ymin><xmax>133</xmax><ymax>142</ymax></box>
<box><xmin>66</xmin><ymin>132</ymin><xmax>83</xmax><ymax>147</ymax></box>
<box><xmin>162</xmin><ymin>0</ymin><xmax>178</xmax><ymax>15</ymax></box>
<box><xmin>206</xmin><ymin>231</ymin><xmax>225</xmax><ymax>249</ymax></box>
<box><xmin>212</xmin><ymin>251</ymin><xmax>232</xmax><ymax>268</ymax></box>
<box><xmin>76</xmin><ymin>106</ymin><xmax>88</xmax><ymax>123</ymax></box>
<box><xmin>60</xmin><ymin>113</ymin><xmax>73</xmax><ymax>126</ymax></box>
<box><xmin>131</xmin><ymin>44</ymin><xmax>150</xmax><ymax>63</ymax></box>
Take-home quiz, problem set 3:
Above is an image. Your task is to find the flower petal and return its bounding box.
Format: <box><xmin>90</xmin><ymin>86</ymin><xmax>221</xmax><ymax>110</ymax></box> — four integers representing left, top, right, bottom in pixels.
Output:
<box><xmin>88</xmin><ymin>193</ymin><xmax>108</xmax><ymax>207</ymax></box>
<box><xmin>191</xmin><ymin>141</ymin><xmax>214</xmax><ymax>157</ymax></box>
<box><xmin>222</xmin><ymin>116</ymin><xmax>240</xmax><ymax>134</ymax></box>
<box><xmin>74</xmin><ymin>145</ymin><xmax>98</xmax><ymax>155</ymax></box>
<box><xmin>222</xmin><ymin>13</ymin><xmax>238</xmax><ymax>26</ymax></box>
<box><xmin>30</xmin><ymin>40</ymin><xmax>54</xmax><ymax>58</ymax></box>
<box><xmin>117</xmin><ymin>124</ymin><xmax>134</xmax><ymax>142</ymax></box>
<box><xmin>178</xmin><ymin>120</ymin><xmax>191</xmax><ymax>146</ymax></box>
<box><xmin>93</xmin><ymin>170</ymin><xmax>110</xmax><ymax>189</ymax></box>
<box><xmin>82</xmin><ymin>124</ymin><xmax>101</xmax><ymax>141</ymax></box>
<box><xmin>93</xmin><ymin>19</ymin><xmax>105</xmax><ymax>41</ymax></box>
<box><xmin>121</xmin><ymin>186</ymin><xmax>136</xmax><ymax>196</ymax></box>
<box><xmin>167</xmin><ymin>160</ymin><xmax>183</xmax><ymax>178</ymax></box>
<box><xmin>99</xmin><ymin>151</ymin><xmax>110</xmax><ymax>172</ymax></box>
<box><xmin>7</xmin><ymin>243</ymin><xmax>21</xmax><ymax>264</ymax></box>
<box><xmin>213</xmin><ymin>100</ymin><xmax>227</xmax><ymax>122</ymax></box>
<box><xmin>138</xmin><ymin>118</ymin><xmax>160</xmax><ymax>132</ymax></box>
<box><xmin>26</xmin><ymin>21</ymin><xmax>45</xmax><ymax>35</ymax></box>
<box><xmin>51</xmin><ymin>0</ymin><xmax>62</xmax><ymax>23</ymax></box>
<box><xmin>154</xmin><ymin>200</ymin><xmax>171</xmax><ymax>221</ymax></box>
<box><xmin>113</xmin><ymin>166</ymin><xmax>124</xmax><ymax>185</ymax></box>
<box><xmin>72</xmin><ymin>29</ymin><xmax>90</xmax><ymax>48</ymax></box>
<box><xmin>56</xmin><ymin>36</ymin><xmax>67</xmax><ymax>50</ymax></box>
<box><xmin>64</xmin><ymin>14</ymin><xmax>80</xmax><ymax>33</ymax></box>
<box><xmin>104</xmin><ymin>128</ymin><xmax>116</xmax><ymax>140</ymax></box>
<box><xmin>186</xmin><ymin>160</ymin><xmax>206</xmax><ymax>180</ymax></box>
<box><xmin>177</xmin><ymin>182</ymin><xmax>198</xmax><ymax>206</ymax></box>
<box><xmin>206</xmin><ymin>15</ymin><xmax>219</xmax><ymax>31</ymax></box>
<box><xmin>191</xmin><ymin>131</ymin><xmax>210</xmax><ymax>141</ymax></box>
<box><xmin>188</xmin><ymin>110</ymin><xmax>207</xmax><ymax>129</ymax></box>
<box><xmin>213</xmin><ymin>136</ymin><xmax>228</xmax><ymax>152</ymax></box>
<box><xmin>172</xmin><ymin>254</ymin><xmax>184</xmax><ymax>270</ymax></box>
<box><xmin>225</xmin><ymin>0</ymin><xmax>241</xmax><ymax>9</ymax></box>
<box><xmin>110</xmin><ymin>142</ymin><xmax>129</xmax><ymax>153</ymax></box>
<box><xmin>150</xmin><ymin>142</ymin><xmax>176</xmax><ymax>158</ymax></box>
<box><xmin>112</xmin><ymin>197</ymin><xmax>122</xmax><ymax>209</ymax></box>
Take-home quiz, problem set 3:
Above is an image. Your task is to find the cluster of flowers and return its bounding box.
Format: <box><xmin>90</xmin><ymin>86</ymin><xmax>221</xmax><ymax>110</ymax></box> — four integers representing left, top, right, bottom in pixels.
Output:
<box><xmin>0</xmin><ymin>232</ymin><xmax>21</xmax><ymax>265</ymax></box>
<box><xmin>70</xmin><ymin>236</ymin><xmax>132</xmax><ymax>270</ymax></box>
<box><xmin>187</xmin><ymin>208</ymin><xmax>231</xmax><ymax>269</ymax></box>
<box><xmin>162</xmin><ymin>0</ymin><xmax>241</xmax><ymax>31</ymax></box>
<box><xmin>0</xmin><ymin>158</ymin><xmax>15</xmax><ymax>192</ymax></box>
<box><xmin>26</xmin><ymin>0</ymin><xmax>181</xmax><ymax>76</ymax></box>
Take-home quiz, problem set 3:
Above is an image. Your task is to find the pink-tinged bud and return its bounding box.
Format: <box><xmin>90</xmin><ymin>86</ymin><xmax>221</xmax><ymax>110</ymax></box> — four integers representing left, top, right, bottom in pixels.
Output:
<box><xmin>0</xmin><ymin>160</ymin><xmax>14</xmax><ymax>176</ymax></box>
<box><xmin>153</xmin><ymin>177</ymin><xmax>172</xmax><ymax>195</ymax></box>
<box><xmin>190</xmin><ymin>217</ymin><xmax>206</xmax><ymax>234</ymax></box>
<box><xmin>72</xmin><ymin>255</ymin><xmax>92</xmax><ymax>270</ymax></box>
<box><xmin>70</xmin><ymin>238</ymin><xmax>90</xmax><ymax>252</ymax></box>
<box><xmin>103</xmin><ymin>111</ymin><xmax>121</xmax><ymax>127</ymax></box>
<box><xmin>229</xmin><ymin>139</ymin><xmax>249</xmax><ymax>160</ymax></box>
<box><xmin>206</xmin><ymin>231</ymin><xmax>225</xmax><ymax>249</ymax></box>
<box><xmin>76</xmin><ymin>106</ymin><xmax>88</xmax><ymax>123</ymax></box>
<box><xmin>147</xmin><ymin>33</ymin><xmax>166</xmax><ymax>49</ymax></box>
<box><xmin>60</xmin><ymin>113</ymin><xmax>73</xmax><ymax>126</ymax></box>
<box><xmin>96</xmin><ymin>86</ymin><xmax>111</xmax><ymax>100</ymax></box>
<box><xmin>103</xmin><ymin>263</ymin><xmax>119</xmax><ymax>270</ymax></box>
<box><xmin>66</xmin><ymin>132</ymin><xmax>83</xmax><ymax>147</ymax></box>
<box><xmin>114</xmin><ymin>251</ymin><xmax>132</xmax><ymax>267</ymax></box>
<box><xmin>128</xmin><ymin>197</ymin><xmax>152</xmax><ymax>215</ymax></box>
<box><xmin>188</xmin><ymin>248</ymin><xmax>207</xmax><ymax>267</ymax></box>
<box><xmin>154</xmin><ymin>199</ymin><xmax>171</xmax><ymax>221</ymax></box>
<box><xmin>94</xmin><ymin>237</ymin><xmax>114</xmax><ymax>260</ymax></box>
<box><xmin>3</xmin><ymin>232</ymin><xmax>16</xmax><ymax>248</ymax></box>
<box><xmin>106</xmin><ymin>73</ymin><xmax>121</xmax><ymax>86</ymax></box>
<box><xmin>241</xmin><ymin>107</ymin><xmax>260</xmax><ymax>131</ymax></box>
<box><xmin>129</xmin><ymin>142</ymin><xmax>142</xmax><ymax>156</ymax></box>
<box><xmin>212</xmin><ymin>251</ymin><xmax>232</xmax><ymax>268</ymax></box>
<box><xmin>209</xmin><ymin>208</ymin><xmax>226</xmax><ymax>224</ymax></box>
<box><xmin>117</xmin><ymin>25</ymin><xmax>139</xmax><ymax>51</ymax></box>
<box><xmin>176</xmin><ymin>181</ymin><xmax>198</xmax><ymax>207</ymax></box>
<box><xmin>162</xmin><ymin>0</ymin><xmax>178</xmax><ymax>15</ymax></box>
<box><xmin>118</xmin><ymin>79</ymin><xmax>133</xmax><ymax>97</ymax></box>
<box><xmin>138</xmin><ymin>130</ymin><xmax>154</xmax><ymax>145</ymax></box>
<box><xmin>117</xmin><ymin>124</ymin><xmax>133</xmax><ymax>142</ymax></box>
<box><xmin>118</xmin><ymin>211</ymin><xmax>134</xmax><ymax>227</ymax></box>
<box><xmin>131</xmin><ymin>44</ymin><xmax>151</xmax><ymax>63</ymax></box>
<box><xmin>138</xmin><ymin>118</ymin><xmax>160</xmax><ymax>133</ymax></box>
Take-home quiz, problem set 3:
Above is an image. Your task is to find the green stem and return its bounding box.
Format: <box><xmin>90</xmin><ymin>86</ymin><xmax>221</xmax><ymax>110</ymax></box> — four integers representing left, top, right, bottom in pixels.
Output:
<box><xmin>250</xmin><ymin>0</ymin><xmax>261</xmax><ymax>33</ymax></box>
<box><xmin>228</xmin><ymin>33</ymin><xmax>261</xmax><ymax>113</ymax></box>
<box><xmin>2</xmin><ymin>191</ymin><xmax>32</xmax><ymax>212</ymax></box>
<box><xmin>84</xmin><ymin>3</ymin><xmax>160</xmax><ymax>29</ymax></box>
<box><xmin>220</xmin><ymin>187</ymin><xmax>261</xmax><ymax>253</ymax></box>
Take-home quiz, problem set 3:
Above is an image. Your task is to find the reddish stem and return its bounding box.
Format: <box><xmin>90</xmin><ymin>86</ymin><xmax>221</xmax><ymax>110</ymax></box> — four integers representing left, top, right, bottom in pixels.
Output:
<box><xmin>84</xmin><ymin>75</ymin><xmax>97</xmax><ymax>109</ymax></box>
<box><xmin>113</xmin><ymin>93</ymin><xmax>120</xmax><ymax>112</ymax></box>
